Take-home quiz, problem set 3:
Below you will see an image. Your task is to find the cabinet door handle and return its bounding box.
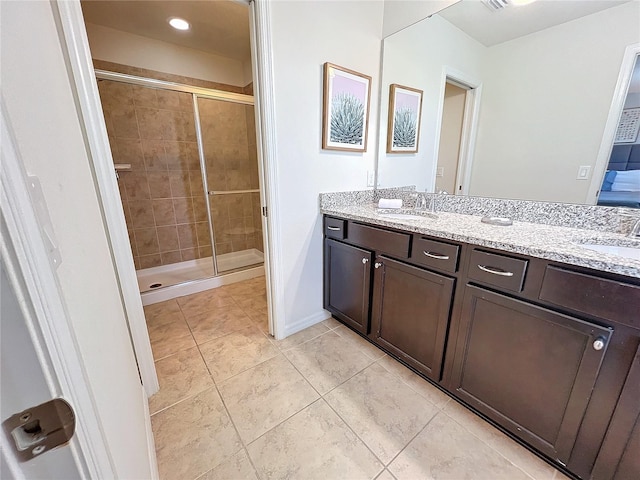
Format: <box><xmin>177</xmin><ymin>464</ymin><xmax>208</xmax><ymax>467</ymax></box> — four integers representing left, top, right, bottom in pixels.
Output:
<box><xmin>374</xmin><ymin>262</ymin><xmax>383</xmax><ymax>269</ymax></box>
<box><xmin>327</xmin><ymin>226</ymin><xmax>341</xmax><ymax>231</ymax></box>
<box><xmin>423</xmin><ymin>251</ymin><xmax>449</xmax><ymax>260</ymax></box>
<box><xmin>362</xmin><ymin>258</ymin><xmax>369</xmax><ymax>264</ymax></box>
<box><xmin>477</xmin><ymin>264</ymin><xmax>514</xmax><ymax>277</ymax></box>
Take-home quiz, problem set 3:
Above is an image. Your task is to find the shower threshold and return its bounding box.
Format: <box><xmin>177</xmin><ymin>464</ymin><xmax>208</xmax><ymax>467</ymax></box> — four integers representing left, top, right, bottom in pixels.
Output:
<box><xmin>136</xmin><ymin>249</ymin><xmax>264</xmax><ymax>304</ymax></box>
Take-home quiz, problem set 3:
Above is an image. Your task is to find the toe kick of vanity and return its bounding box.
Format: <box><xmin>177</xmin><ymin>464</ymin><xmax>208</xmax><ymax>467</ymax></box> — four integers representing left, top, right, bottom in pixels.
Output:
<box><xmin>322</xmin><ymin>214</ymin><xmax>640</xmax><ymax>480</ymax></box>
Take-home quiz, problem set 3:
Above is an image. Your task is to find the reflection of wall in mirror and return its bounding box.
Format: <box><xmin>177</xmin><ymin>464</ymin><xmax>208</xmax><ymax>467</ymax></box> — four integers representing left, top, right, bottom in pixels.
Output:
<box><xmin>469</xmin><ymin>2</ymin><xmax>640</xmax><ymax>204</ymax></box>
<box><xmin>377</xmin><ymin>14</ymin><xmax>485</xmax><ymax>191</ymax></box>
<box><xmin>377</xmin><ymin>1</ymin><xmax>640</xmax><ymax>204</ymax></box>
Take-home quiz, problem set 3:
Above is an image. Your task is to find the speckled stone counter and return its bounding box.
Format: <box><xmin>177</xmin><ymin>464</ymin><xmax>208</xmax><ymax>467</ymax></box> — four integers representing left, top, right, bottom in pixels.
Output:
<box><xmin>320</xmin><ymin>202</ymin><xmax>640</xmax><ymax>279</ymax></box>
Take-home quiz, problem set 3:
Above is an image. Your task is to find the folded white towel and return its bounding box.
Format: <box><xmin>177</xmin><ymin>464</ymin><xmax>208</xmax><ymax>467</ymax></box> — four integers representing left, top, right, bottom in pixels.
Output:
<box><xmin>378</xmin><ymin>198</ymin><xmax>403</xmax><ymax>209</ymax></box>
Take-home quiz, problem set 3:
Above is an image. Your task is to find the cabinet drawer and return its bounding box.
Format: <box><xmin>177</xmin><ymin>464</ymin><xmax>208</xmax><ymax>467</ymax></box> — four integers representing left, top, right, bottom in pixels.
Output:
<box><xmin>468</xmin><ymin>249</ymin><xmax>528</xmax><ymax>292</ymax></box>
<box><xmin>348</xmin><ymin>222</ymin><xmax>410</xmax><ymax>258</ymax></box>
<box><xmin>410</xmin><ymin>236</ymin><xmax>459</xmax><ymax>273</ymax></box>
<box><xmin>539</xmin><ymin>266</ymin><xmax>640</xmax><ymax>328</ymax></box>
<box><xmin>324</xmin><ymin>217</ymin><xmax>346</xmax><ymax>239</ymax></box>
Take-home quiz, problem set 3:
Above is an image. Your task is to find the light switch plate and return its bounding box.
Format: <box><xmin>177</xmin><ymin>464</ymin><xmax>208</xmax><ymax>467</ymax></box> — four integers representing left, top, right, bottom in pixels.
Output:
<box><xmin>367</xmin><ymin>170</ymin><xmax>375</xmax><ymax>187</ymax></box>
<box><xmin>577</xmin><ymin>165</ymin><xmax>591</xmax><ymax>180</ymax></box>
<box><xmin>436</xmin><ymin>167</ymin><xmax>444</xmax><ymax>178</ymax></box>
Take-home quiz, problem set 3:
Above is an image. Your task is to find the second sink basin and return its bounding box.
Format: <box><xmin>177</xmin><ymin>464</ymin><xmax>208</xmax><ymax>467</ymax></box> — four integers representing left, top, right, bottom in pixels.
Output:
<box><xmin>579</xmin><ymin>243</ymin><xmax>640</xmax><ymax>261</ymax></box>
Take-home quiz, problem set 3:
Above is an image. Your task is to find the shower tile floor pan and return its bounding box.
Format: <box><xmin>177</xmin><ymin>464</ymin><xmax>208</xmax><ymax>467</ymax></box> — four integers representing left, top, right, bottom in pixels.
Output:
<box><xmin>137</xmin><ymin>249</ymin><xmax>264</xmax><ymax>293</ymax></box>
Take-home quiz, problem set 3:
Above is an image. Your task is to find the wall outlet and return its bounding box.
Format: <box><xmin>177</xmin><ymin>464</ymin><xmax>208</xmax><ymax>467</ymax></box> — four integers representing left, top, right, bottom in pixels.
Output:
<box><xmin>367</xmin><ymin>170</ymin><xmax>375</xmax><ymax>187</ymax></box>
<box><xmin>577</xmin><ymin>165</ymin><xmax>591</xmax><ymax>180</ymax></box>
<box><xmin>436</xmin><ymin>167</ymin><xmax>444</xmax><ymax>178</ymax></box>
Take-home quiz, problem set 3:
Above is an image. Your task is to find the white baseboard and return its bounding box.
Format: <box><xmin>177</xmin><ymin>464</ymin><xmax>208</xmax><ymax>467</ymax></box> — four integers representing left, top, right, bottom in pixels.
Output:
<box><xmin>281</xmin><ymin>309</ymin><xmax>332</xmax><ymax>340</ymax></box>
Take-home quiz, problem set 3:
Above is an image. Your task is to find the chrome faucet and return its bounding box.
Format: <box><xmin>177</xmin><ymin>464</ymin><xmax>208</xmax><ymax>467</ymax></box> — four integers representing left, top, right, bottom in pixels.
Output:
<box><xmin>414</xmin><ymin>194</ymin><xmax>427</xmax><ymax>211</ymax></box>
<box><xmin>630</xmin><ymin>218</ymin><xmax>640</xmax><ymax>237</ymax></box>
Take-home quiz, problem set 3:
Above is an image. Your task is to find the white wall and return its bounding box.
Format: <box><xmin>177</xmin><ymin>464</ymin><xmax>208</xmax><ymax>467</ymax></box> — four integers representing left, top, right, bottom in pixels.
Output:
<box><xmin>469</xmin><ymin>2</ymin><xmax>640</xmax><ymax>203</ymax></box>
<box><xmin>269</xmin><ymin>0</ymin><xmax>384</xmax><ymax>334</ymax></box>
<box><xmin>85</xmin><ymin>22</ymin><xmax>248</xmax><ymax>86</ymax></box>
<box><xmin>1</xmin><ymin>2</ymin><xmax>153</xmax><ymax>478</ymax></box>
<box><xmin>377</xmin><ymin>15</ymin><xmax>486</xmax><ymax>190</ymax></box>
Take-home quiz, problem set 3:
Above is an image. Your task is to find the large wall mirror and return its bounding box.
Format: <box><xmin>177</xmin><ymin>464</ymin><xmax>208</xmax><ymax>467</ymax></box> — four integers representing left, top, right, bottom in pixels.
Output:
<box><xmin>376</xmin><ymin>0</ymin><xmax>640</xmax><ymax>208</ymax></box>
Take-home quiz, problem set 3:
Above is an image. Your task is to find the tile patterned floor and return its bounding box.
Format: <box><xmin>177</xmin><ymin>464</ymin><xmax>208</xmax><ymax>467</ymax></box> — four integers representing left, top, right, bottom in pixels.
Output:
<box><xmin>144</xmin><ymin>276</ymin><xmax>570</xmax><ymax>480</ymax></box>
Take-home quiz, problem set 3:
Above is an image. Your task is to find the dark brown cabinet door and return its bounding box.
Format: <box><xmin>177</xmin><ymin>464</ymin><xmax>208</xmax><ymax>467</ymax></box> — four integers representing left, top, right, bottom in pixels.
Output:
<box><xmin>450</xmin><ymin>286</ymin><xmax>612</xmax><ymax>465</ymax></box>
<box><xmin>323</xmin><ymin>238</ymin><xmax>373</xmax><ymax>334</ymax></box>
<box><xmin>371</xmin><ymin>256</ymin><xmax>455</xmax><ymax>381</ymax></box>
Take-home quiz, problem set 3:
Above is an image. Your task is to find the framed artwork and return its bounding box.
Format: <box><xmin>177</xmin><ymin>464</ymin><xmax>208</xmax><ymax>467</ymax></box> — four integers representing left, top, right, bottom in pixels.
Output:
<box><xmin>387</xmin><ymin>84</ymin><xmax>423</xmax><ymax>153</ymax></box>
<box><xmin>322</xmin><ymin>62</ymin><xmax>372</xmax><ymax>152</ymax></box>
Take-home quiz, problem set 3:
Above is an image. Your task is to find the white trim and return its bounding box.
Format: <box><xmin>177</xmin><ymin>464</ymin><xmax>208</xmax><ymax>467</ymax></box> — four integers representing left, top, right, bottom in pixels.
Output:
<box><xmin>51</xmin><ymin>0</ymin><xmax>159</xmax><ymax>397</ymax></box>
<box><xmin>140</xmin><ymin>385</ymin><xmax>160</xmax><ymax>480</ymax></box>
<box><xmin>251</xmin><ymin>0</ymin><xmax>286</xmax><ymax>340</ymax></box>
<box><xmin>433</xmin><ymin>67</ymin><xmax>482</xmax><ymax>196</ymax></box>
<box><xmin>588</xmin><ymin>43</ymin><xmax>640</xmax><ymax>205</ymax></box>
<box><xmin>283</xmin><ymin>310</ymin><xmax>332</xmax><ymax>338</ymax></box>
<box><xmin>1</xmin><ymin>101</ymin><xmax>115</xmax><ymax>478</ymax></box>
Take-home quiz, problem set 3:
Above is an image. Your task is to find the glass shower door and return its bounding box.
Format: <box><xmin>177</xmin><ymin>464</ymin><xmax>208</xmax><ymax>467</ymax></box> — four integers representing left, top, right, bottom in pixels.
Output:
<box><xmin>196</xmin><ymin>95</ymin><xmax>264</xmax><ymax>274</ymax></box>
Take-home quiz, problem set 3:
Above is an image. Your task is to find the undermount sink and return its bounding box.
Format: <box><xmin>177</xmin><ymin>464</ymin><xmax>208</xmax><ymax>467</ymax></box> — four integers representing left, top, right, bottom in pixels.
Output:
<box><xmin>378</xmin><ymin>213</ymin><xmax>434</xmax><ymax>220</ymax></box>
<box><xmin>579</xmin><ymin>243</ymin><xmax>640</xmax><ymax>261</ymax></box>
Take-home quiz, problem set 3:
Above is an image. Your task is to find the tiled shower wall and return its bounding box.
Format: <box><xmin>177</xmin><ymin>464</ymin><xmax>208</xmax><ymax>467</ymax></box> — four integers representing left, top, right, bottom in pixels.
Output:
<box><xmin>99</xmin><ymin>73</ymin><xmax>262</xmax><ymax>270</ymax></box>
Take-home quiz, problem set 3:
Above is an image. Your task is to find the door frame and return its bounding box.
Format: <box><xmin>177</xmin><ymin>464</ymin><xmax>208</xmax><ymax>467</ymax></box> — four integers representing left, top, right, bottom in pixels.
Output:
<box><xmin>432</xmin><ymin>66</ymin><xmax>482</xmax><ymax>195</ymax></box>
<box><xmin>587</xmin><ymin>43</ymin><xmax>640</xmax><ymax>205</ymax></box>
<box><xmin>1</xmin><ymin>103</ymin><xmax>115</xmax><ymax>478</ymax></box>
<box><xmin>51</xmin><ymin>0</ymin><xmax>285</xmax><ymax>402</ymax></box>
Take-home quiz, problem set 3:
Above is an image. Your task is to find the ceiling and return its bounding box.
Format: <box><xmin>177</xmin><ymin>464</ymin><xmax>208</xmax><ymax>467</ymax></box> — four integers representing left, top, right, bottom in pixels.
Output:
<box><xmin>80</xmin><ymin>0</ymin><xmax>251</xmax><ymax>61</ymax></box>
<box><xmin>439</xmin><ymin>0</ymin><xmax>630</xmax><ymax>47</ymax></box>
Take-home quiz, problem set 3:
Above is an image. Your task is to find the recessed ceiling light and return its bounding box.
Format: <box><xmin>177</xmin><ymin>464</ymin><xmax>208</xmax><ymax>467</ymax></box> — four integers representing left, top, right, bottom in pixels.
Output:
<box><xmin>168</xmin><ymin>17</ymin><xmax>190</xmax><ymax>31</ymax></box>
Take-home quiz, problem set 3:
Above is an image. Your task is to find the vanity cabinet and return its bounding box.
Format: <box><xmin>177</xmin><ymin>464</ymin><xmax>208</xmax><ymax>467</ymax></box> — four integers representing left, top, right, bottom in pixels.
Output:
<box><xmin>322</xmin><ymin>214</ymin><xmax>640</xmax><ymax>480</ymax></box>
<box><xmin>370</xmin><ymin>256</ymin><xmax>454</xmax><ymax>381</ymax></box>
<box><xmin>449</xmin><ymin>285</ymin><xmax>611</xmax><ymax>465</ymax></box>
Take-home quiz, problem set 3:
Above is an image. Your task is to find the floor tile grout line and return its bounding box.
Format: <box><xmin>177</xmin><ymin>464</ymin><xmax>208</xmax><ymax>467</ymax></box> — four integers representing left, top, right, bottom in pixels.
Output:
<box><xmin>439</xmin><ymin>407</ymin><xmax>541</xmax><ymax>480</ymax></box>
<box><xmin>149</xmin><ymin>384</ymin><xmax>216</xmax><ymax>417</ymax></box>
<box><xmin>383</xmin><ymin>406</ymin><xmax>442</xmax><ymax>471</ymax></box>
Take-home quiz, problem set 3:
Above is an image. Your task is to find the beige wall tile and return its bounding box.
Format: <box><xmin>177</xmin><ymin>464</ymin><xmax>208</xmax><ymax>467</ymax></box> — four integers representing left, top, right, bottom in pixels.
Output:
<box><xmin>135</xmin><ymin>228</ymin><xmax>159</xmax><ymax>256</ymax></box>
<box><xmin>196</xmin><ymin>221</ymin><xmax>211</xmax><ymax>247</ymax></box>
<box><xmin>152</xmin><ymin>199</ymin><xmax>176</xmax><ymax>226</ymax></box>
<box><xmin>131</xmin><ymin>85</ymin><xmax>158</xmax><ymax>108</ymax></box>
<box><xmin>177</xmin><ymin>224</ymin><xmax>197</xmax><ymax>250</ymax></box>
<box><xmin>139</xmin><ymin>254</ymin><xmax>162</xmax><ymax>269</ymax></box>
<box><xmin>123</xmin><ymin>172</ymin><xmax>151</xmax><ymax>200</ymax></box>
<box><xmin>173</xmin><ymin>198</ymin><xmax>195</xmax><ymax>224</ymax></box>
<box><xmin>114</xmin><ymin>138</ymin><xmax>145</xmax><ymax>170</ymax></box>
<box><xmin>141</xmin><ymin>139</ymin><xmax>168</xmax><ymax>171</ymax></box>
<box><xmin>156</xmin><ymin>89</ymin><xmax>183</xmax><ymax>111</ymax></box>
<box><xmin>147</xmin><ymin>172</ymin><xmax>171</xmax><ymax>199</ymax></box>
<box><xmin>137</xmin><ymin>107</ymin><xmax>164</xmax><ymax>140</ymax></box>
<box><xmin>157</xmin><ymin>225</ymin><xmax>180</xmax><ymax>252</ymax></box>
<box><xmin>161</xmin><ymin>250</ymin><xmax>182</xmax><ymax>265</ymax></box>
<box><xmin>216</xmin><ymin>242</ymin><xmax>232</xmax><ymax>255</ymax></box>
<box><xmin>168</xmin><ymin>171</ymin><xmax>191</xmax><ymax>198</ymax></box>
<box><xmin>129</xmin><ymin>200</ymin><xmax>155</xmax><ymax>228</ymax></box>
<box><xmin>110</xmin><ymin>105</ymin><xmax>140</xmax><ymax>139</ymax></box>
<box><xmin>181</xmin><ymin>248</ymin><xmax>198</xmax><ymax>261</ymax></box>
<box><xmin>199</xmin><ymin>245</ymin><xmax>213</xmax><ymax>258</ymax></box>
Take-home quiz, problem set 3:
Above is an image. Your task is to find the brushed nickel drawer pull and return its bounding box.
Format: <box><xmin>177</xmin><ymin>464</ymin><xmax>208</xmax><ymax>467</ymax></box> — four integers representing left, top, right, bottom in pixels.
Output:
<box><xmin>477</xmin><ymin>264</ymin><xmax>514</xmax><ymax>277</ymax></box>
<box><xmin>374</xmin><ymin>262</ymin><xmax>383</xmax><ymax>269</ymax></box>
<box><xmin>423</xmin><ymin>251</ymin><xmax>449</xmax><ymax>260</ymax></box>
<box><xmin>327</xmin><ymin>226</ymin><xmax>341</xmax><ymax>231</ymax></box>
<box><xmin>362</xmin><ymin>258</ymin><xmax>369</xmax><ymax>264</ymax></box>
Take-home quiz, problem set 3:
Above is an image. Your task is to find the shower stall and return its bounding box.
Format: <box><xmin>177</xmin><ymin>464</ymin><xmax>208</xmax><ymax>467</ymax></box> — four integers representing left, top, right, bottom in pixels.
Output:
<box><xmin>96</xmin><ymin>71</ymin><xmax>264</xmax><ymax>299</ymax></box>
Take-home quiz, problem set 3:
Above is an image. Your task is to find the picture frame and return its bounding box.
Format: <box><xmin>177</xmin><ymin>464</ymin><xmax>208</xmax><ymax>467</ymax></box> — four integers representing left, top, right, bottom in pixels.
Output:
<box><xmin>387</xmin><ymin>84</ymin><xmax>423</xmax><ymax>153</ymax></box>
<box><xmin>322</xmin><ymin>62</ymin><xmax>372</xmax><ymax>152</ymax></box>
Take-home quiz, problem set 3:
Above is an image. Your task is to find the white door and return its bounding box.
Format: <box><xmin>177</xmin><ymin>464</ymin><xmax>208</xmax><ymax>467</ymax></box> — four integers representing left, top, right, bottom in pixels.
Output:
<box><xmin>1</xmin><ymin>0</ymin><xmax>158</xmax><ymax>477</ymax></box>
<box><xmin>0</xmin><ymin>262</ymin><xmax>83</xmax><ymax>479</ymax></box>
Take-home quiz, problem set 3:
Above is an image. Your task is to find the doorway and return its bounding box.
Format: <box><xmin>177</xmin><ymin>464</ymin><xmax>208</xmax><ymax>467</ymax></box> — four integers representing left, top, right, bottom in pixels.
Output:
<box><xmin>434</xmin><ymin>72</ymin><xmax>481</xmax><ymax>196</ymax></box>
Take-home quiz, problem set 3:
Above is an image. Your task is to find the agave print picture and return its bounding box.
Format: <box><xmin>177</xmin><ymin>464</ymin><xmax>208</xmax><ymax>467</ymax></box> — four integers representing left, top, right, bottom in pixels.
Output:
<box><xmin>387</xmin><ymin>84</ymin><xmax>423</xmax><ymax>154</ymax></box>
<box><xmin>322</xmin><ymin>63</ymin><xmax>372</xmax><ymax>152</ymax></box>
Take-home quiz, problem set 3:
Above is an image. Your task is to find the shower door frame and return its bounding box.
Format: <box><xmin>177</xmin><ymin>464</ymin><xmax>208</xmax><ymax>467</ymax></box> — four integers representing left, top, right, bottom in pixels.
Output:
<box><xmin>95</xmin><ymin>69</ymin><xmax>259</xmax><ymax>279</ymax></box>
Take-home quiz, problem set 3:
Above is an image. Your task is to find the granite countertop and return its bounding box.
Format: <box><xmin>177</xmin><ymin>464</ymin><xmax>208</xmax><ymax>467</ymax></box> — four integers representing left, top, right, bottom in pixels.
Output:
<box><xmin>321</xmin><ymin>204</ymin><xmax>640</xmax><ymax>279</ymax></box>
